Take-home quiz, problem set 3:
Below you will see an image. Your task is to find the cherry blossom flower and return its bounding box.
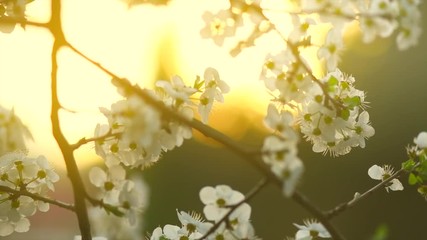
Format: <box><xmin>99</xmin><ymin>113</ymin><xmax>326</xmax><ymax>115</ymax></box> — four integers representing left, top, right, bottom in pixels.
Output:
<box><xmin>199</xmin><ymin>185</ymin><xmax>244</xmax><ymax>221</ymax></box>
<box><xmin>177</xmin><ymin>210</ymin><xmax>211</xmax><ymax>237</ymax></box>
<box><xmin>299</xmin><ymin>69</ymin><xmax>374</xmax><ymax>156</ymax></box>
<box><xmin>200</xmin><ymin>9</ymin><xmax>237</xmax><ymax>46</ymax></box>
<box><xmin>368</xmin><ymin>165</ymin><xmax>404</xmax><ymax>192</ymax></box>
<box><xmin>198</xmin><ymin>68</ymin><xmax>229</xmax><ymax>123</ymax></box>
<box><xmin>318</xmin><ymin>28</ymin><xmax>344</xmax><ymax>71</ymax></box>
<box><xmin>264</xmin><ymin>104</ymin><xmax>298</xmax><ymax>140</ymax></box>
<box><xmin>0</xmin><ymin>106</ymin><xmax>32</xmax><ymax>155</ymax></box>
<box><xmin>358</xmin><ymin>0</ymin><xmax>398</xmax><ymax>43</ymax></box>
<box><xmin>89</xmin><ymin>166</ymin><xmax>128</xmax><ymax>205</ymax></box>
<box><xmin>0</xmin><ymin>152</ymin><xmax>58</xmax><ymax>236</ymax></box>
<box><xmin>414</xmin><ymin>132</ymin><xmax>427</xmax><ymax>149</ymax></box>
<box><xmin>294</xmin><ymin>219</ymin><xmax>331</xmax><ymax>239</ymax></box>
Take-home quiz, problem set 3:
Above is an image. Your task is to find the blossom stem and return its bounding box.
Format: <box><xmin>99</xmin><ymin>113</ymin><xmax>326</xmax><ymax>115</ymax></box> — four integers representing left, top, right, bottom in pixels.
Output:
<box><xmin>70</xmin><ymin>131</ymin><xmax>122</xmax><ymax>150</ymax></box>
<box><xmin>0</xmin><ymin>186</ymin><xmax>75</xmax><ymax>212</ymax></box>
<box><xmin>48</xmin><ymin>0</ymin><xmax>92</xmax><ymax>239</ymax></box>
<box><xmin>0</xmin><ymin>17</ymin><xmax>48</xmax><ymax>28</ymax></box>
<box><xmin>325</xmin><ymin>164</ymin><xmax>418</xmax><ymax>219</ymax></box>
<box><xmin>198</xmin><ymin>177</ymin><xmax>269</xmax><ymax>240</ymax></box>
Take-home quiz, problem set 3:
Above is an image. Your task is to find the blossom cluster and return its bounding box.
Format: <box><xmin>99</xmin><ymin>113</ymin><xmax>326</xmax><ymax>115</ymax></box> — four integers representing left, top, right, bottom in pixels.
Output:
<box><xmin>149</xmin><ymin>185</ymin><xmax>259</xmax><ymax>240</ymax></box>
<box><xmin>201</xmin><ymin>0</ymin><xmax>422</xmax><ymax>51</ymax></box>
<box><xmin>200</xmin><ymin>1</ymin><xmax>388</xmax><ymax>163</ymax></box>
<box><xmin>95</xmin><ymin>67</ymin><xmax>228</xmax><ymax>170</ymax></box>
<box><xmin>83</xmin><ymin>177</ymin><xmax>147</xmax><ymax>240</ymax></box>
<box><xmin>0</xmin><ymin>105</ymin><xmax>32</xmax><ymax>156</ymax></box>
<box><xmin>90</xmin><ymin>68</ymin><xmax>229</xmax><ymax>228</ymax></box>
<box><xmin>262</xmin><ymin>104</ymin><xmax>303</xmax><ymax>197</ymax></box>
<box><xmin>0</xmin><ymin>0</ymin><xmax>29</xmax><ymax>33</ymax></box>
<box><xmin>0</xmin><ymin>152</ymin><xmax>59</xmax><ymax>236</ymax></box>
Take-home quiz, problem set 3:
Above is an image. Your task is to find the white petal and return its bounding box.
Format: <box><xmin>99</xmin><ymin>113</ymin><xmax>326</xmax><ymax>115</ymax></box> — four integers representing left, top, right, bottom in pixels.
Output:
<box><xmin>414</xmin><ymin>132</ymin><xmax>427</xmax><ymax>149</ymax></box>
<box><xmin>0</xmin><ymin>221</ymin><xmax>14</xmax><ymax>236</ymax></box>
<box><xmin>199</xmin><ymin>186</ymin><xmax>216</xmax><ymax>205</ymax></box>
<box><xmin>89</xmin><ymin>167</ymin><xmax>107</xmax><ymax>187</ymax></box>
<box><xmin>14</xmin><ymin>217</ymin><xmax>30</xmax><ymax>233</ymax></box>
<box><xmin>108</xmin><ymin>165</ymin><xmax>126</xmax><ymax>181</ymax></box>
<box><xmin>389</xmin><ymin>179</ymin><xmax>404</xmax><ymax>191</ymax></box>
<box><xmin>38</xmin><ymin>202</ymin><xmax>50</xmax><ymax>212</ymax></box>
<box><xmin>368</xmin><ymin>165</ymin><xmax>383</xmax><ymax>180</ymax></box>
<box><xmin>163</xmin><ymin>224</ymin><xmax>180</xmax><ymax>238</ymax></box>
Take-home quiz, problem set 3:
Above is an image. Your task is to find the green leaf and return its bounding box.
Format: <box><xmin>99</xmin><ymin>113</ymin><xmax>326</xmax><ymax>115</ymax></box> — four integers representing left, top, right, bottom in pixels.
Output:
<box><xmin>193</xmin><ymin>76</ymin><xmax>204</xmax><ymax>90</ymax></box>
<box><xmin>408</xmin><ymin>173</ymin><xmax>418</xmax><ymax>185</ymax></box>
<box><xmin>402</xmin><ymin>159</ymin><xmax>416</xmax><ymax>171</ymax></box>
<box><xmin>416</xmin><ymin>160</ymin><xmax>427</xmax><ymax>181</ymax></box>
<box><xmin>370</xmin><ymin>224</ymin><xmax>388</xmax><ymax>240</ymax></box>
<box><xmin>343</xmin><ymin>96</ymin><xmax>361</xmax><ymax>109</ymax></box>
<box><xmin>327</xmin><ymin>76</ymin><xmax>338</xmax><ymax>92</ymax></box>
<box><xmin>340</xmin><ymin>108</ymin><xmax>350</xmax><ymax>121</ymax></box>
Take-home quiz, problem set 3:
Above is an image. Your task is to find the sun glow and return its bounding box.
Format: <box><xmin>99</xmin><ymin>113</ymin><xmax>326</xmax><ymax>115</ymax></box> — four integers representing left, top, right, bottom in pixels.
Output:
<box><xmin>0</xmin><ymin>0</ymin><xmax>326</xmax><ymax>168</ymax></box>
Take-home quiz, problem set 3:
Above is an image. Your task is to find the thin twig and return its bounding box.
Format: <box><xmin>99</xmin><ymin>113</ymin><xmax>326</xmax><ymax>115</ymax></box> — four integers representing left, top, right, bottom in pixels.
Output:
<box><xmin>0</xmin><ymin>17</ymin><xmax>48</xmax><ymax>28</ymax></box>
<box><xmin>70</xmin><ymin>130</ymin><xmax>121</xmax><ymax>150</ymax></box>
<box><xmin>325</xmin><ymin>164</ymin><xmax>416</xmax><ymax>219</ymax></box>
<box><xmin>47</xmin><ymin>0</ymin><xmax>91</xmax><ymax>239</ymax></box>
<box><xmin>198</xmin><ymin>177</ymin><xmax>269</xmax><ymax>240</ymax></box>
<box><xmin>0</xmin><ymin>185</ymin><xmax>75</xmax><ymax>212</ymax></box>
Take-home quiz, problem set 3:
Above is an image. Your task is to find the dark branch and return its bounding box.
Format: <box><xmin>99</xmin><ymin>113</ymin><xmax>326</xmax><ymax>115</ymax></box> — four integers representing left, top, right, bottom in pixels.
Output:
<box><xmin>0</xmin><ymin>185</ymin><xmax>75</xmax><ymax>212</ymax></box>
<box><xmin>325</xmin><ymin>165</ymin><xmax>415</xmax><ymax>219</ymax></box>
<box><xmin>48</xmin><ymin>0</ymin><xmax>91</xmax><ymax>239</ymax></box>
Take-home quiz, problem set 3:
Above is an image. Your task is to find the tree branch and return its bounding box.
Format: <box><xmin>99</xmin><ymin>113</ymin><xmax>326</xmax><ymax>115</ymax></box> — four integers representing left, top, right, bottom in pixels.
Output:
<box><xmin>70</xmin><ymin>130</ymin><xmax>121</xmax><ymax>150</ymax></box>
<box><xmin>47</xmin><ymin>0</ymin><xmax>91</xmax><ymax>239</ymax></box>
<box><xmin>325</xmin><ymin>164</ymin><xmax>415</xmax><ymax>219</ymax></box>
<box><xmin>0</xmin><ymin>185</ymin><xmax>75</xmax><ymax>212</ymax></box>
<box><xmin>0</xmin><ymin>17</ymin><xmax>48</xmax><ymax>28</ymax></box>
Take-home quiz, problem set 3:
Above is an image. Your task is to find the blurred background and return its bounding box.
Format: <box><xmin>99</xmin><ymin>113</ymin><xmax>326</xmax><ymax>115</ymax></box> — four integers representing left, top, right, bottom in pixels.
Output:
<box><xmin>1</xmin><ymin>0</ymin><xmax>427</xmax><ymax>239</ymax></box>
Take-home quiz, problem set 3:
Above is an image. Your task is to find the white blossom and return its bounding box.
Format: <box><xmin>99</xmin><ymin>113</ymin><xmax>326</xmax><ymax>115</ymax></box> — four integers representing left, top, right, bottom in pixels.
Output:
<box><xmin>414</xmin><ymin>132</ymin><xmax>427</xmax><ymax>149</ymax></box>
<box><xmin>199</xmin><ymin>185</ymin><xmax>244</xmax><ymax>221</ymax></box>
<box><xmin>294</xmin><ymin>219</ymin><xmax>331</xmax><ymax>239</ymax></box>
<box><xmin>0</xmin><ymin>152</ymin><xmax>58</xmax><ymax>236</ymax></box>
<box><xmin>368</xmin><ymin>165</ymin><xmax>404</xmax><ymax>192</ymax></box>
<box><xmin>200</xmin><ymin>9</ymin><xmax>237</xmax><ymax>46</ymax></box>
<box><xmin>0</xmin><ymin>106</ymin><xmax>32</xmax><ymax>155</ymax></box>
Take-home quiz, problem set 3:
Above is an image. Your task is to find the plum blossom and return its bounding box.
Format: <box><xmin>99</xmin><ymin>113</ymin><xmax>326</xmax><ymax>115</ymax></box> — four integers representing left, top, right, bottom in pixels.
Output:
<box><xmin>0</xmin><ymin>152</ymin><xmax>59</xmax><ymax>236</ymax></box>
<box><xmin>414</xmin><ymin>132</ymin><xmax>427</xmax><ymax>149</ymax></box>
<box><xmin>198</xmin><ymin>68</ymin><xmax>230</xmax><ymax>123</ymax></box>
<box><xmin>299</xmin><ymin>69</ymin><xmax>374</xmax><ymax>156</ymax></box>
<box><xmin>318</xmin><ymin>28</ymin><xmax>344</xmax><ymax>71</ymax></box>
<box><xmin>358</xmin><ymin>0</ymin><xmax>398</xmax><ymax>43</ymax></box>
<box><xmin>84</xmin><ymin>176</ymin><xmax>147</xmax><ymax>239</ymax></box>
<box><xmin>199</xmin><ymin>185</ymin><xmax>244</xmax><ymax>221</ymax></box>
<box><xmin>89</xmin><ymin>165</ymin><xmax>128</xmax><ymax>205</ymax></box>
<box><xmin>176</xmin><ymin>211</ymin><xmax>211</xmax><ymax>238</ymax></box>
<box><xmin>0</xmin><ymin>106</ymin><xmax>32</xmax><ymax>155</ymax></box>
<box><xmin>294</xmin><ymin>219</ymin><xmax>331</xmax><ymax>239</ymax></box>
<box><xmin>368</xmin><ymin>165</ymin><xmax>404</xmax><ymax>192</ymax></box>
<box><xmin>200</xmin><ymin>9</ymin><xmax>237</xmax><ymax>46</ymax></box>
